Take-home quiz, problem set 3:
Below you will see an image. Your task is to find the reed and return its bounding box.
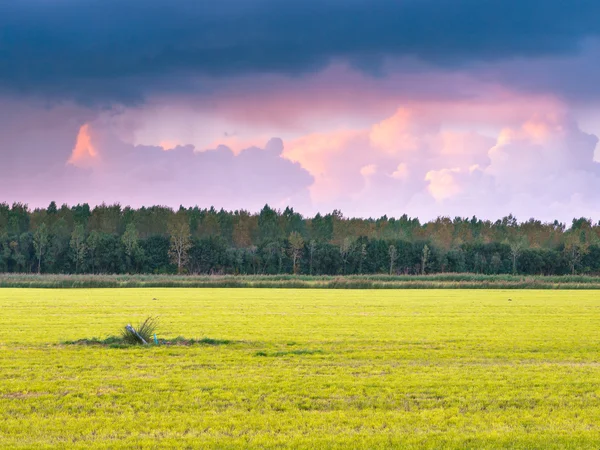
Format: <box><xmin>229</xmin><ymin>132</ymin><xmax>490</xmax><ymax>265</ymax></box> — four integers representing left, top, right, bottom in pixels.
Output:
<box><xmin>2</xmin><ymin>273</ymin><xmax>600</xmax><ymax>289</ymax></box>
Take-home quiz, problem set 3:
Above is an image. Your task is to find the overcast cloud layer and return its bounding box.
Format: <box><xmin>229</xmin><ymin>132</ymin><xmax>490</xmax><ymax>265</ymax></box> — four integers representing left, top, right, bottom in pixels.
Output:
<box><xmin>2</xmin><ymin>1</ymin><xmax>600</xmax><ymax>221</ymax></box>
<box><xmin>3</xmin><ymin>0</ymin><xmax>600</xmax><ymax>102</ymax></box>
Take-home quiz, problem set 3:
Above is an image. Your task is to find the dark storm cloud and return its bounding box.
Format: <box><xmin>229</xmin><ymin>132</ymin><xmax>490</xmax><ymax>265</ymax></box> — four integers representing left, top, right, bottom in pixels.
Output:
<box><xmin>1</xmin><ymin>0</ymin><xmax>600</xmax><ymax>102</ymax></box>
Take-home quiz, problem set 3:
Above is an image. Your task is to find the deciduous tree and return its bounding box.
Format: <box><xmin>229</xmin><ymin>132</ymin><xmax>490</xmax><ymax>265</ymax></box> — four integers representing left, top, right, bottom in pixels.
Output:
<box><xmin>33</xmin><ymin>223</ymin><xmax>48</xmax><ymax>274</ymax></box>
<box><xmin>309</xmin><ymin>240</ymin><xmax>317</xmax><ymax>275</ymax></box>
<box><xmin>288</xmin><ymin>231</ymin><xmax>304</xmax><ymax>274</ymax></box>
<box><xmin>389</xmin><ymin>245</ymin><xmax>397</xmax><ymax>275</ymax></box>
<box><xmin>122</xmin><ymin>223</ymin><xmax>140</xmax><ymax>273</ymax></box>
<box><xmin>86</xmin><ymin>231</ymin><xmax>100</xmax><ymax>274</ymax></box>
<box><xmin>168</xmin><ymin>212</ymin><xmax>192</xmax><ymax>273</ymax></box>
<box><xmin>70</xmin><ymin>224</ymin><xmax>87</xmax><ymax>273</ymax></box>
<box><xmin>421</xmin><ymin>244</ymin><xmax>430</xmax><ymax>275</ymax></box>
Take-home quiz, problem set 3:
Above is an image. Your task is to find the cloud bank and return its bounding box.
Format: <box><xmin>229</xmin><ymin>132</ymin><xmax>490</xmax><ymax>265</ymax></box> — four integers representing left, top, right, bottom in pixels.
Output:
<box><xmin>0</xmin><ymin>105</ymin><xmax>313</xmax><ymax>212</ymax></box>
<box><xmin>2</xmin><ymin>0</ymin><xmax>600</xmax><ymax>103</ymax></box>
<box><xmin>282</xmin><ymin>103</ymin><xmax>600</xmax><ymax>220</ymax></box>
<box><xmin>2</xmin><ymin>93</ymin><xmax>599</xmax><ymax>222</ymax></box>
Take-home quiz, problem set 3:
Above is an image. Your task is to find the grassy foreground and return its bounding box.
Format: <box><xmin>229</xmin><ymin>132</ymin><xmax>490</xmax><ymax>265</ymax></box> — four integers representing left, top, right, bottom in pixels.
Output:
<box><xmin>4</xmin><ymin>273</ymin><xmax>600</xmax><ymax>289</ymax></box>
<box><xmin>1</xmin><ymin>289</ymin><xmax>600</xmax><ymax>448</ymax></box>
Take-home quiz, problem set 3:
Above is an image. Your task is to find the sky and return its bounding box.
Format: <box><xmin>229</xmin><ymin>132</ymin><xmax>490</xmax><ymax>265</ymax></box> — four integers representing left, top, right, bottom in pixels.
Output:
<box><xmin>3</xmin><ymin>0</ymin><xmax>600</xmax><ymax>221</ymax></box>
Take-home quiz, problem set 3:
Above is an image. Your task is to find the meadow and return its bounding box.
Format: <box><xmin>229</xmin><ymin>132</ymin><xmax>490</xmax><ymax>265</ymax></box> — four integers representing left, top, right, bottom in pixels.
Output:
<box><xmin>1</xmin><ymin>288</ymin><xmax>600</xmax><ymax>448</ymax></box>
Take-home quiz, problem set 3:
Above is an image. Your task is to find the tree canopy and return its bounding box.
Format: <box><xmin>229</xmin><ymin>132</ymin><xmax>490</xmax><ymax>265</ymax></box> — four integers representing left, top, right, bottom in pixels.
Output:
<box><xmin>0</xmin><ymin>202</ymin><xmax>597</xmax><ymax>276</ymax></box>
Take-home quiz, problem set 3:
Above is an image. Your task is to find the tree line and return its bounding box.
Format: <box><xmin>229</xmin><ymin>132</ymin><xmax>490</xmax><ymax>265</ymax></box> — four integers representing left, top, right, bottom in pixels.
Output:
<box><xmin>1</xmin><ymin>201</ymin><xmax>599</xmax><ymax>276</ymax></box>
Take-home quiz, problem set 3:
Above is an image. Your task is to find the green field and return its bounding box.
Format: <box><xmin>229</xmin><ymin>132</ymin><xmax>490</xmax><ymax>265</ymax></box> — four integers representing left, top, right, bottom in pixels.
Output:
<box><xmin>2</xmin><ymin>289</ymin><xmax>600</xmax><ymax>448</ymax></box>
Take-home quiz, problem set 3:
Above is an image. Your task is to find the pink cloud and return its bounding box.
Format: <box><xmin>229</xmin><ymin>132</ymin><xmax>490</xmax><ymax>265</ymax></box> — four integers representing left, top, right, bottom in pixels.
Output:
<box><xmin>1</xmin><ymin>111</ymin><xmax>313</xmax><ymax>211</ymax></box>
<box><xmin>278</xmin><ymin>97</ymin><xmax>600</xmax><ymax>220</ymax></box>
<box><xmin>68</xmin><ymin>124</ymin><xmax>99</xmax><ymax>168</ymax></box>
<box><xmin>425</xmin><ymin>168</ymin><xmax>464</xmax><ymax>201</ymax></box>
<box><xmin>281</xmin><ymin>105</ymin><xmax>496</xmax><ymax>209</ymax></box>
<box><xmin>146</xmin><ymin>64</ymin><xmax>566</xmax><ymax>135</ymax></box>
<box><xmin>283</xmin><ymin>129</ymin><xmax>370</xmax><ymax>202</ymax></box>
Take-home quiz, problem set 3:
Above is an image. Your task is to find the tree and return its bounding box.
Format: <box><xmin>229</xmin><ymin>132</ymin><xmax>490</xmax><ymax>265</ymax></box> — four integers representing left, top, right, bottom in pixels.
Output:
<box><xmin>261</xmin><ymin>241</ymin><xmax>281</xmax><ymax>274</ymax></box>
<box><xmin>198</xmin><ymin>212</ymin><xmax>220</xmax><ymax>238</ymax></box>
<box><xmin>473</xmin><ymin>252</ymin><xmax>487</xmax><ymax>274</ymax></box>
<box><xmin>258</xmin><ymin>204</ymin><xmax>280</xmax><ymax>244</ymax></box>
<box><xmin>358</xmin><ymin>242</ymin><xmax>367</xmax><ymax>274</ymax></box>
<box><xmin>168</xmin><ymin>212</ymin><xmax>192</xmax><ymax>273</ymax></box>
<box><xmin>506</xmin><ymin>235</ymin><xmax>527</xmax><ymax>274</ymax></box>
<box><xmin>247</xmin><ymin>246</ymin><xmax>259</xmax><ymax>274</ymax></box>
<box><xmin>564</xmin><ymin>232</ymin><xmax>590</xmax><ymax>275</ymax></box>
<box><xmin>9</xmin><ymin>238</ymin><xmax>26</xmax><ymax>272</ymax></box>
<box><xmin>47</xmin><ymin>201</ymin><xmax>58</xmax><ymax>215</ymax></box>
<box><xmin>490</xmin><ymin>252</ymin><xmax>502</xmax><ymax>274</ymax></box>
<box><xmin>94</xmin><ymin>233</ymin><xmax>125</xmax><ymax>274</ymax></box>
<box><xmin>232</xmin><ymin>220</ymin><xmax>252</xmax><ymax>247</ymax></box>
<box><xmin>33</xmin><ymin>223</ymin><xmax>48</xmax><ymax>274</ymax></box>
<box><xmin>421</xmin><ymin>244</ymin><xmax>430</xmax><ymax>275</ymax></box>
<box><xmin>70</xmin><ymin>224</ymin><xmax>87</xmax><ymax>273</ymax></box>
<box><xmin>311</xmin><ymin>213</ymin><xmax>333</xmax><ymax>242</ymax></box>
<box><xmin>281</xmin><ymin>207</ymin><xmax>304</xmax><ymax>235</ymax></box>
<box><xmin>339</xmin><ymin>237</ymin><xmax>352</xmax><ymax>274</ymax></box>
<box><xmin>288</xmin><ymin>231</ymin><xmax>304</xmax><ymax>274</ymax></box>
<box><xmin>0</xmin><ymin>233</ymin><xmax>10</xmax><ymax>272</ymax></box>
<box><xmin>227</xmin><ymin>247</ymin><xmax>244</xmax><ymax>274</ymax></box>
<box><xmin>121</xmin><ymin>223</ymin><xmax>139</xmax><ymax>273</ymax></box>
<box><xmin>86</xmin><ymin>231</ymin><xmax>100</xmax><ymax>274</ymax></box>
<box><xmin>309</xmin><ymin>240</ymin><xmax>317</xmax><ymax>275</ymax></box>
<box><xmin>47</xmin><ymin>217</ymin><xmax>71</xmax><ymax>272</ymax></box>
<box><xmin>389</xmin><ymin>245</ymin><xmax>397</xmax><ymax>275</ymax></box>
<box><xmin>278</xmin><ymin>244</ymin><xmax>285</xmax><ymax>273</ymax></box>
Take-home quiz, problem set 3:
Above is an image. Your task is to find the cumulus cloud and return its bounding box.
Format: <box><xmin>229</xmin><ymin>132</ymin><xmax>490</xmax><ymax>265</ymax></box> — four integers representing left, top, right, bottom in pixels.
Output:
<box><xmin>425</xmin><ymin>168</ymin><xmax>464</xmax><ymax>201</ymax></box>
<box><xmin>282</xmin><ymin>101</ymin><xmax>600</xmax><ymax>220</ymax></box>
<box><xmin>283</xmin><ymin>105</ymin><xmax>494</xmax><ymax>209</ymax></box>
<box><xmin>0</xmin><ymin>107</ymin><xmax>313</xmax><ymax>211</ymax></box>
<box><xmin>481</xmin><ymin>115</ymin><xmax>600</xmax><ymax>212</ymax></box>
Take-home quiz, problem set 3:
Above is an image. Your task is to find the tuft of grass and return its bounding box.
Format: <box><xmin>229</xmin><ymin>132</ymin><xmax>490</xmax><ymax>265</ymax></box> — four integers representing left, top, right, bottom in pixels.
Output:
<box><xmin>272</xmin><ymin>349</ymin><xmax>324</xmax><ymax>357</ymax></box>
<box><xmin>63</xmin><ymin>335</ymin><xmax>235</xmax><ymax>348</ymax></box>
<box><xmin>255</xmin><ymin>349</ymin><xmax>324</xmax><ymax>357</ymax></box>
<box><xmin>63</xmin><ymin>336</ymin><xmax>122</xmax><ymax>346</ymax></box>
<box><xmin>169</xmin><ymin>336</ymin><xmax>233</xmax><ymax>346</ymax></box>
<box><xmin>197</xmin><ymin>337</ymin><xmax>232</xmax><ymax>346</ymax></box>
<box><xmin>120</xmin><ymin>316</ymin><xmax>158</xmax><ymax>345</ymax></box>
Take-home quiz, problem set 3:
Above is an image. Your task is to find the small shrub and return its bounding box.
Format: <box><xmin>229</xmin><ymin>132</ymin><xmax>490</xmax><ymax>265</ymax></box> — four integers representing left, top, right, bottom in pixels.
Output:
<box><xmin>121</xmin><ymin>316</ymin><xmax>158</xmax><ymax>345</ymax></box>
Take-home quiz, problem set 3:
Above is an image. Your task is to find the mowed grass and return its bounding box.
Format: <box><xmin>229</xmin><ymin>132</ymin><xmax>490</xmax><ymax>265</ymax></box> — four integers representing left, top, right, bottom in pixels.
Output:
<box><xmin>1</xmin><ymin>289</ymin><xmax>600</xmax><ymax>449</ymax></box>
